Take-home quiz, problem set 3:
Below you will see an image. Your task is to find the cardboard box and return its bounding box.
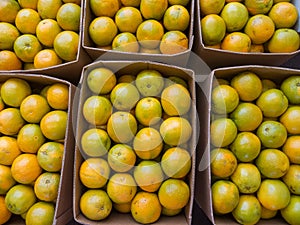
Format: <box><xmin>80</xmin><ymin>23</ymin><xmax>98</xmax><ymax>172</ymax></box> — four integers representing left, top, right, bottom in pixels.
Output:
<box><xmin>73</xmin><ymin>60</ymin><xmax>198</xmax><ymax>225</ymax></box>
<box><xmin>193</xmin><ymin>0</ymin><xmax>300</xmax><ymax>69</ymax></box>
<box><xmin>195</xmin><ymin>65</ymin><xmax>300</xmax><ymax>225</ymax></box>
<box><xmin>0</xmin><ymin>73</ymin><xmax>76</xmax><ymax>225</ymax></box>
<box><xmin>82</xmin><ymin>0</ymin><xmax>194</xmax><ymax>67</ymax></box>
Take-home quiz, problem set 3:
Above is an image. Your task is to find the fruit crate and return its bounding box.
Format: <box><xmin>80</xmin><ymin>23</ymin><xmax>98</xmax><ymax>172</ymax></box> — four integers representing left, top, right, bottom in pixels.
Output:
<box><xmin>195</xmin><ymin>65</ymin><xmax>300</xmax><ymax>225</ymax></box>
<box><xmin>193</xmin><ymin>0</ymin><xmax>300</xmax><ymax>69</ymax></box>
<box><xmin>0</xmin><ymin>73</ymin><xmax>76</xmax><ymax>225</ymax></box>
<box><xmin>81</xmin><ymin>0</ymin><xmax>194</xmax><ymax>67</ymax></box>
<box><xmin>73</xmin><ymin>60</ymin><xmax>198</xmax><ymax>225</ymax></box>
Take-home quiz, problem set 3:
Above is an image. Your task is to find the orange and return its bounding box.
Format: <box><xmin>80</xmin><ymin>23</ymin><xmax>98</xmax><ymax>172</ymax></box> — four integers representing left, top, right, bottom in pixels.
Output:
<box><xmin>80</xmin><ymin>189</ymin><xmax>112</xmax><ymax>221</ymax></box>
<box><xmin>280</xmin><ymin>106</ymin><xmax>300</xmax><ymax>134</ymax></box>
<box><xmin>250</xmin><ymin>44</ymin><xmax>265</xmax><ymax>52</ymax></box>
<box><xmin>257</xmin><ymin>179</ymin><xmax>290</xmax><ymax>210</ymax></box>
<box><xmin>221</xmin><ymin>32</ymin><xmax>251</xmax><ymax>52</ymax></box>
<box><xmin>244</xmin><ymin>14</ymin><xmax>275</xmax><ymax>44</ymax></box>
<box><xmin>211</xmin><ymin>180</ymin><xmax>239</xmax><ymax>214</ymax></box>
<box><xmin>80</xmin><ymin>128</ymin><xmax>111</xmax><ymax>157</ymax></box>
<box><xmin>53</xmin><ymin>30</ymin><xmax>79</xmax><ymax>61</ymax></box>
<box><xmin>200</xmin><ymin>0</ymin><xmax>225</xmax><ymax>16</ymax></box>
<box><xmin>231</xmin><ymin>163</ymin><xmax>261</xmax><ymax>193</ymax></box>
<box><xmin>0</xmin><ymin>195</ymin><xmax>12</xmax><ymax>224</ymax></box>
<box><xmin>115</xmin><ymin>6</ymin><xmax>143</xmax><ymax>33</ymax></box>
<box><xmin>256</xmin><ymin>88</ymin><xmax>288</xmax><ymax>118</ymax></box>
<box><xmin>267</xmin><ymin>28</ymin><xmax>300</xmax><ymax>53</ymax></box>
<box><xmin>0</xmin><ymin>50</ymin><xmax>22</xmax><ymax>70</ymax></box>
<box><xmin>0</xmin><ymin>108</ymin><xmax>26</xmax><ymax>136</ymax></box>
<box><xmin>88</xmin><ymin>16</ymin><xmax>118</xmax><ymax>47</ymax></box>
<box><xmin>131</xmin><ymin>191</ymin><xmax>161</xmax><ymax>224</ymax></box>
<box><xmin>210</xmin><ymin>148</ymin><xmax>237</xmax><ymax>178</ymax></box>
<box><xmin>62</xmin><ymin>0</ymin><xmax>81</xmax><ymax>4</ymax></box>
<box><xmin>201</xmin><ymin>14</ymin><xmax>226</xmax><ymax>46</ymax></box>
<box><xmin>106</xmin><ymin>173</ymin><xmax>137</xmax><ymax>204</ymax></box>
<box><xmin>113</xmin><ymin>201</ymin><xmax>131</xmax><ymax>213</ymax></box>
<box><xmin>268</xmin><ymin>2</ymin><xmax>298</xmax><ymax>28</ymax></box>
<box><xmin>165</xmin><ymin>76</ymin><xmax>188</xmax><ymax>88</ymax></box>
<box><xmin>160</xmin><ymin>30</ymin><xmax>189</xmax><ymax>54</ymax></box>
<box><xmin>110</xmin><ymin>82</ymin><xmax>140</xmax><ymax>110</ymax></box>
<box><xmin>161</xmin><ymin>147</ymin><xmax>191</xmax><ymax>178</ymax></box>
<box><xmin>25</xmin><ymin>201</ymin><xmax>55</xmax><ymax>225</ymax></box>
<box><xmin>18</xmin><ymin>0</ymin><xmax>38</xmax><ymax>9</ymax></box>
<box><xmin>107</xmin><ymin>143</ymin><xmax>136</xmax><ymax>172</ymax></box>
<box><xmin>40</xmin><ymin>110</ymin><xmax>68</xmax><ymax>141</ymax></box>
<box><xmin>256</xmin><ymin>121</ymin><xmax>287</xmax><ymax>148</ymax></box>
<box><xmin>0</xmin><ymin>164</ymin><xmax>16</xmax><ymax>194</ymax></box>
<box><xmin>17</xmin><ymin>124</ymin><xmax>46</xmax><ymax>154</ymax></box>
<box><xmin>34</xmin><ymin>49</ymin><xmax>63</xmax><ymax>69</ymax></box>
<box><xmin>37</xmin><ymin>0</ymin><xmax>63</xmax><ymax>19</ymax></box>
<box><xmin>0</xmin><ymin>136</ymin><xmax>21</xmax><ymax>166</ymax></box>
<box><xmin>161</xmin><ymin>207</ymin><xmax>182</xmax><ymax>216</ymax></box>
<box><xmin>14</xmin><ymin>34</ymin><xmax>43</xmax><ymax>63</ymax></box>
<box><xmin>168</xmin><ymin>0</ymin><xmax>190</xmax><ymax>5</ymax></box>
<box><xmin>5</xmin><ymin>184</ymin><xmax>36</xmax><ymax>215</ymax></box>
<box><xmin>211</xmin><ymin>84</ymin><xmax>239</xmax><ymax>114</ymax></box>
<box><xmin>135</xmin><ymin>97</ymin><xmax>162</xmax><ymax>126</ymax></box>
<box><xmin>120</xmin><ymin>0</ymin><xmax>141</xmax><ymax>7</ymax></box>
<box><xmin>281</xmin><ymin>195</ymin><xmax>300</xmax><ymax>225</ymax></box>
<box><xmin>230</xmin><ymin>131</ymin><xmax>261</xmax><ymax>162</ymax></box>
<box><xmin>15</xmin><ymin>8</ymin><xmax>41</xmax><ymax>34</ymax></box>
<box><xmin>135</xmin><ymin>69</ymin><xmax>164</xmax><ymax>97</ymax></box>
<box><xmin>210</xmin><ymin>118</ymin><xmax>237</xmax><ymax>147</ymax></box>
<box><xmin>282</xmin><ymin>164</ymin><xmax>300</xmax><ymax>195</ymax></box>
<box><xmin>83</xmin><ymin>95</ymin><xmax>112</xmax><ymax>126</ymax></box>
<box><xmin>160</xmin><ymin>117</ymin><xmax>192</xmax><ymax>146</ymax></box>
<box><xmin>256</xmin><ymin>149</ymin><xmax>290</xmax><ymax>178</ymax></box>
<box><xmin>56</xmin><ymin>3</ymin><xmax>81</xmax><ymax>32</ymax></box>
<box><xmin>244</xmin><ymin>0</ymin><xmax>273</xmax><ymax>15</ymax></box>
<box><xmin>24</xmin><ymin>62</ymin><xmax>35</xmax><ymax>70</ymax></box>
<box><xmin>0</xmin><ymin>0</ymin><xmax>21</xmax><ymax>23</ymax></box>
<box><xmin>230</xmin><ymin>102</ymin><xmax>263</xmax><ymax>131</ymax></box>
<box><xmin>34</xmin><ymin>172</ymin><xmax>60</xmax><ymax>202</ymax></box>
<box><xmin>261</xmin><ymin>206</ymin><xmax>277</xmax><ymax>219</ymax></box>
<box><xmin>163</xmin><ymin>5</ymin><xmax>190</xmax><ymax>32</ymax></box>
<box><xmin>40</xmin><ymin>85</ymin><xmax>50</xmax><ymax>98</ymax></box>
<box><xmin>90</xmin><ymin>0</ymin><xmax>120</xmax><ymax>17</ymax></box>
<box><xmin>136</xmin><ymin>19</ymin><xmax>164</xmax><ymax>49</ymax></box>
<box><xmin>280</xmin><ymin>75</ymin><xmax>300</xmax><ymax>104</ymax></box>
<box><xmin>220</xmin><ymin>2</ymin><xmax>249</xmax><ymax>32</ymax></box>
<box><xmin>36</xmin><ymin>19</ymin><xmax>62</xmax><ymax>48</ymax></box>
<box><xmin>20</xmin><ymin>94</ymin><xmax>51</xmax><ymax>123</ymax></box>
<box><xmin>230</xmin><ymin>71</ymin><xmax>263</xmax><ymax>101</ymax></box>
<box><xmin>37</xmin><ymin>141</ymin><xmax>64</xmax><ymax>172</ymax></box>
<box><xmin>112</xmin><ymin>32</ymin><xmax>140</xmax><ymax>53</ymax></box>
<box><xmin>118</xmin><ymin>74</ymin><xmax>135</xmax><ymax>83</ymax></box>
<box><xmin>86</xmin><ymin>67</ymin><xmax>117</xmax><ymax>95</ymax></box>
<box><xmin>11</xmin><ymin>153</ymin><xmax>43</xmax><ymax>184</ymax></box>
<box><xmin>46</xmin><ymin>83</ymin><xmax>69</xmax><ymax>110</ymax></box>
<box><xmin>158</xmin><ymin>178</ymin><xmax>190</xmax><ymax>210</ymax></box>
<box><xmin>262</xmin><ymin>78</ymin><xmax>277</xmax><ymax>92</ymax></box>
<box><xmin>1</xmin><ymin>78</ymin><xmax>32</xmax><ymax>108</ymax></box>
<box><xmin>133</xmin><ymin>127</ymin><xmax>163</xmax><ymax>160</ymax></box>
<box><xmin>232</xmin><ymin>195</ymin><xmax>262</xmax><ymax>225</ymax></box>
<box><xmin>133</xmin><ymin>160</ymin><xmax>164</xmax><ymax>192</ymax></box>
<box><xmin>0</xmin><ymin>22</ymin><xmax>20</xmax><ymax>50</ymax></box>
<box><xmin>140</xmin><ymin>0</ymin><xmax>168</xmax><ymax>20</ymax></box>
<box><xmin>282</xmin><ymin>135</ymin><xmax>300</xmax><ymax>164</ymax></box>
<box><xmin>161</xmin><ymin>83</ymin><xmax>191</xmax><ymax>116</ymax></box>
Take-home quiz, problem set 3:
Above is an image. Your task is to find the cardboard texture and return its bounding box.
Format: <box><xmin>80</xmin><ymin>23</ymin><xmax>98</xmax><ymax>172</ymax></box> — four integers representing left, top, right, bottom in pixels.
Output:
<box><xmin>0</xmin><ymin>0</ymin><xmax>93</xmax><ymax>85</ymax></box>
<box><xmin>73</xmin><ymin>60</ymin><xmax>198</xmax><ymax>225</ymax></box>
<box><xmin>193</xmin><ymin>0</ymin><xmax>300</xmax><ymax>69</ymax></box>
<box><xmin>195</xmin><ymin>65</ymin><xmax>300</xmax><ymax>225</ymax></box>
<box><xmin>82</xmin><ymin>0</ymin><xmax>194</xmax><ymax>67</ymax></box>
<box><xmin>0</xmin><ymin>73</ymin><xmax>76</xmax><ymax>225</ymax></box>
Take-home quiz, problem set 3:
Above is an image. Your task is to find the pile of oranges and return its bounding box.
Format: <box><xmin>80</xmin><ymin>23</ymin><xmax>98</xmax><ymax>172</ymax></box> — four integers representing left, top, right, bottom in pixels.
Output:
<box><xmin>210</xmin><ymin>72</ymin><xmax>300</xmax><ymax>224</ymax></box>
<box><xmin>0</xmin><ymin>0</ymin><xmax>81</xmax><ymax>71</ymax></box>
<box><xmin>87</xmin><ymin>0</ymin><xmax>192</xmax><ymax>54</ymax></box>
<box><xmin>200</xmin><ymin>0</ymin><xmax>300</xmax><ymax>53</ymax></box>
<box><xmin>0</xmin><ymin>77</ymin><xmax>69</xmax><ymax>225</ymax></box>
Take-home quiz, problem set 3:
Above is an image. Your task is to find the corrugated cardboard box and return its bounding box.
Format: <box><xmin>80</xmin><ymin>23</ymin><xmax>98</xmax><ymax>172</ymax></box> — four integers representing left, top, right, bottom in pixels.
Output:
<box><xmin>193</xmin><ymin>0</ymin><xmax>300</xmax><ymax>69</ymax></box>
<box><xmin>0</xmin><ymin>73</ymin><xmax>76</xmax><ymax>225</ymax></box>
<box><xmin>82</xmin><ymin>0</ymin><xmax>194</xmax><ymax>67</ymax></box>
<box><xmin>195</xmin><ymin>65</ymin><xmax>300</xmax><ymax>225</ymax></box>
<box><xmin>73</xmin><ymin>60</ymin><xmax>198</xmax><ymax>225</ymax></box>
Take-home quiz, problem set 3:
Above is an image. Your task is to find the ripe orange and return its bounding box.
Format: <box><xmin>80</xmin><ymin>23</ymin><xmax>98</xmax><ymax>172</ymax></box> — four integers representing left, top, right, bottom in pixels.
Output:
<box><xmin>37</xmin><ymin>141</ymin><xmax>64</xmax><ymax>172</ymax></box>
<box><xmin>268</xmin><ymin>2</ymin><xmax>298</xmax><ymax>28</ymax></box>
<box><xmin>0</xmin><ymin>50</ymin><xmax>22</xmax><ymax>70</ymax></box>
<box><xmin>244</xmin><ymin>0</ymin><xmax>273</xmax><ymax>15</ymax></box>
<box><xmin>15</xmin><ymin>8</ymin><xmax>41</xmax><ymax>34</ymax></box>
<box><xmin>201</xmin><ymin>14</ymin><xmax>226</xmax><ymax>47</ymax></box>
<box><xmin>135</xmin><ymin>69</ymin><xmax>164</xmax><ymax>97</ymax></box>
<box><xmin>56</xmin><ymin>3</ymin><xmax>81</xmax><ymax>32</ymax></box>
<box><xmin>168</xmin><ymin>0</ymin><xmax>190</xmax><ymax>5</ymax></box>
<box><xmin>282</xmin><ymin>135</ymin><xmax>300</xmax><ymax>164</ymax></box>
<box><xmin>34</xmin><ymin>49</ymin><xmax>63</xmax><ymax>69</ymax></box>
<box><xmin>0</xmin><ymin>0</ymin><xmax>21</xmax><ymax>23</ymax></box>
<box><xmin>160</xmin><ymin>30</ymin><xmax>189</xmax><ymax>54</ymax></box>
<box><xmin>0</xmin><ymin>22</ymin><xmax>20</xmax><ymax>50</ymax></box>
<box><xmin>135</xmin><ymin>97</ymin><xmax>162</xmax><ymax>126</ymax></box>
<box><xmin>250</xmin><ymin>44</ymin><xmax>265</xmax><ymax>52</ymax></box>
<box><xmin>90</xmin><ymin>0</ymin><xmax>120</xmax><ymax>17</ymax></box>
<box><xmin>267</xmin><ymin>28</ymin><xmax>300</xmax><ymax>53</ymax></box>
<box><xmin>221</xmin><ymin>32</ymin><xmax>251</xmax><ymax>52</ymax></box>
<box><xmin>34</xmin><ymin>172</ymin><xmax>60</xmax><ymax>202</ymax></box>
<box><xmin>262</xmin><ymin>79</ymin><xmax>277</xmax><ymax>92</ymax></box>
<box><xmin>53</xmin><ymin>30</ymin><xmax>79</xmax><ymax>61</ymax></box>
<box><xmin>0</xmin><ymin>195</ymin><xmax>11</xmax><ymax>224</ymax></box>
<box><xmin>210</xmin><ymin>118</ymin><xmax>237</xmax><ymax>147</ymax></box>
<box><xmin>280</xmin><ymin>106</ymin><xmax>300</xmax><ymax>134</ymax></box>
<box><xmin>120</xmin><ymin>0</ymin><xmax>141</xmax><ymax>7</ymax></box>
<box><xmin>36</xmin><ymin>19</ymin><xmax>62</xmax><ymax>48</ymax></box>
<box><xmin>140</xmin><ymin>0</ymin><xmax>168</xmax><ymax>20</ymax></box>
<box><xmin>282</xmin><ymin>164</ymin><xmax>300</xmax><ymax>195</ymax></box>
<box><xmin>210</xmin><ymin>148</ymin><xmax>237</xmax><ymax>178</ymax></box>
<box><xmin>0</xmin><ymin>108</ymin><xmax>26</xmax><ymax>136</ymax></box>
<box><xmin>115</xmin><ymin>6</ymin><xmax>143</xmax><ymax>33</ymax></box>
<box><xmin>46</xmin><ymin>83</ymin><xmax>69</xmax><ymax>110</ymax></box>
<box><xmin>261</xmin><ymin>206</ymin><xmax>277</xmax><ymax>219</ymax></box>
<box><xmin>25</xmin><ymin>201</ymin><xmax>55</xmax><ymax>225</ymax></box>
<box><xmin>37</xmin><ymin>0</ymin><xmax>63</xmax><ymax>19</ymax></box>
<box><xmin>0</xmin><ymin>136</ymin><xmax>21</xmax><ymax>166</ymax></box>
<box><xmin>18</xmin><ymin>0</ymin><xmax>38</xmax><ymax>9</ymax></box>
<box><xmin>112</xmin><ymin>32</ymin><xmax>140</xmax><ymax>53</ymax></box>
<box><xmin>163</xmin><ymin>5</ymin><xmax>190</xmax><ymax>32</ymax></box>
<box><xmin>200</xmin><ymin>0</ymin><xmax>225</xmax><ymax>16</ymax></box>
<box><xmin>0</xmin><ymin>164</ymin><xmax>16</xmax><ymax>195</ymax></box>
